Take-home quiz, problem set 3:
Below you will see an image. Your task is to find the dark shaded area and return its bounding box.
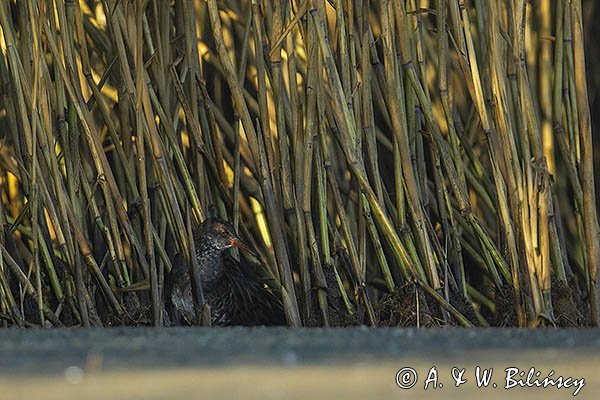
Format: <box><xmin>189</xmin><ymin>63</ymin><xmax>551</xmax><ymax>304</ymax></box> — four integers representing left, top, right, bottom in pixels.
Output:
<box><xmin>584</xmin><ymin>0</ymin><xmax>600</xmax><ymax>205</ymax></box>
<box><xmin>378</xmin><ymin>285</ymin><xmax>437</xmax><ymax>327</ymax></box>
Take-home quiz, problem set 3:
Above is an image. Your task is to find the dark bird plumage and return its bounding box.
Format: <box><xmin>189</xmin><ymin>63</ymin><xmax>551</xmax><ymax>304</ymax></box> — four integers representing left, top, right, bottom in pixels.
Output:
<box><xmin>166</xmin><ymin>218</ymin><xmax>286</xmax><ymax>326</ymax></box>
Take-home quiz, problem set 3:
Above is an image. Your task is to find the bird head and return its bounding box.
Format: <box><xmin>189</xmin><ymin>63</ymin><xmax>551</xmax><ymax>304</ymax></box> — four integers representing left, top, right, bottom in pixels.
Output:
<box><xmin>199</xmin><ymin>218</ymin><xmax>257</xmax><ymax>256</ymax></box>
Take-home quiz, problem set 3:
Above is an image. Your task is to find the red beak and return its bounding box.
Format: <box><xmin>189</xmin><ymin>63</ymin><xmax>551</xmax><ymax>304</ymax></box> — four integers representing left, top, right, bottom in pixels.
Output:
<box><xmin>229</xmin><ymin>237</ymin><xmax>259</xmax><ymax>258</ymax></box>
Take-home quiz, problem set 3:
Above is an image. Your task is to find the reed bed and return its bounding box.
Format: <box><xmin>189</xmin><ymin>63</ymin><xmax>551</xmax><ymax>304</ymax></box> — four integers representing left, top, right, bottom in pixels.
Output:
<box><xmin>0</xmin><ymin>0</ymin><xmax>598</xmax><ymax>328</ymax></box>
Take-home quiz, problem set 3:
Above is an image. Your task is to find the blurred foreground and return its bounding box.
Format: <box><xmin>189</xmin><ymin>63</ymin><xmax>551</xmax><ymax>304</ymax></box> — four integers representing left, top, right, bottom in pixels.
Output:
<box><xmin>1</xmin><ymin>328</ymin><xmax>599</xmax><ymax>399</ymax></box>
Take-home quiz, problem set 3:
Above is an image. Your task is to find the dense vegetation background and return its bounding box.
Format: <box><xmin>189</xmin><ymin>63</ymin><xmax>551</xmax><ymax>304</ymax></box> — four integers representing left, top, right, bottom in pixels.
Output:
<box><xmin>0</xmin><ymin>0</ymin><xmax>599</xmax><ymax>328</ymax></box>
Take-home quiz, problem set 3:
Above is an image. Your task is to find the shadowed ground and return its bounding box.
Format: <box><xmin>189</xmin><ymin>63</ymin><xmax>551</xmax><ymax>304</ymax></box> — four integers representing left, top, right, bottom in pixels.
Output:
<box><xmin>1</xmin><ymin>328</ymin><xmax>598</xmax><ymax>399</ymax></box>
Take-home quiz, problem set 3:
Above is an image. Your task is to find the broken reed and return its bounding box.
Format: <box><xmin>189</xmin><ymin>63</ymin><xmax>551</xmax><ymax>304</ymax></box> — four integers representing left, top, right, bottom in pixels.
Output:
<box><xmin>0</xmin><ymin>0</ymin><xmax>598</xmax><ymax>328</ymax></box>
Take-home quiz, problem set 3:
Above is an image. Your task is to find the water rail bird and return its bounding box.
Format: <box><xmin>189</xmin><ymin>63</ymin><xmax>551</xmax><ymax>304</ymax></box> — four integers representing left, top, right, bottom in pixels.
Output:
<box><xmin>166</xmin><ymin>218</ymin><xmax>286</xmax><ymax>326</ymax></box>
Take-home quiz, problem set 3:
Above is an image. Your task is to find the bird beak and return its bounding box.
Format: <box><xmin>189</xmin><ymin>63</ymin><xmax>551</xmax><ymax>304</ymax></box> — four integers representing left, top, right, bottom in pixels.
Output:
<box><xmin>229</xmin><ymin>237</ymin><xmax>259</xmax><ymax>258</ymax></box>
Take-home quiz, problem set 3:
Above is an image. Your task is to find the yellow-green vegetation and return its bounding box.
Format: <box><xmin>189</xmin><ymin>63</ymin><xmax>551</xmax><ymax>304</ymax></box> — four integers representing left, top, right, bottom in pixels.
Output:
<box><xmin>0</xmin><ymin>0</ymin><xmax>598</xmax><ymax>328</ymax></box>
